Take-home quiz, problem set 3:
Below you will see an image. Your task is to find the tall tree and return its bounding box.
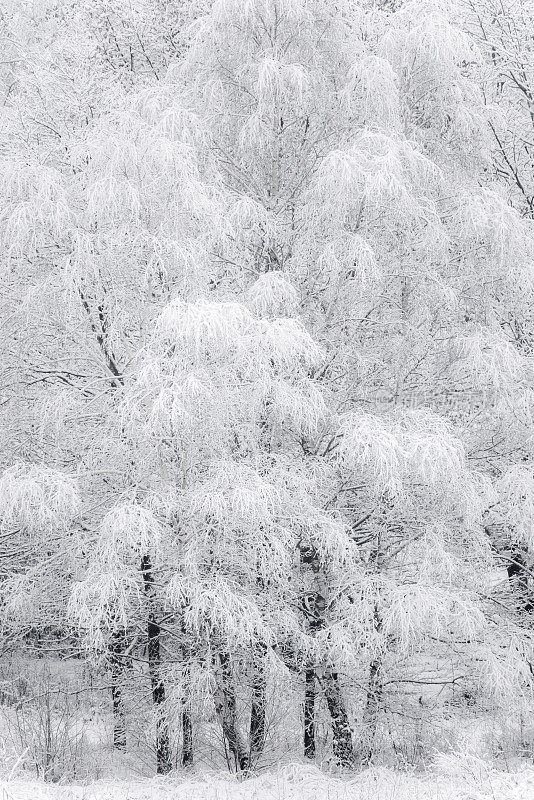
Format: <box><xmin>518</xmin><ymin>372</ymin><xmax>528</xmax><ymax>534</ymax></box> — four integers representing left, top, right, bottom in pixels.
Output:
<box><xmin>2</xmin><ymin>0</ymin><xmax>534</xmax><ymax>773</ymax></box>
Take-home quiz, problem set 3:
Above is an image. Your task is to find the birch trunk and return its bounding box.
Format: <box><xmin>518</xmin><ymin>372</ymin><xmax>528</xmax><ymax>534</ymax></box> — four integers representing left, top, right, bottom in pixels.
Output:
<box><xmin>249</xmin><ymin>641</ymin><xmax>267</xmax><ymax>764</ymax></box>
<box><xmin>213</xmin><ymin>649</ymin><xmax>249</xmax><ymax>773</ymax></box>
<box><xmin>141</xmin><ymin>554</ymin><xmax>172</xmax><ymax>775</ymax></box>
<box><xmin>304</xmin><ymin>667</ymin><xmax>316</xmax><ymax>759</ymax></box>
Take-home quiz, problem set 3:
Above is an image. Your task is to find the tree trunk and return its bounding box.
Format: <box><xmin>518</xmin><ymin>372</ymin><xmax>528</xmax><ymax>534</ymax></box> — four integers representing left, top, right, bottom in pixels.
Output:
<box><xmin>141</xmin><ymin>554</ymin><xmax>172</xmax><ymax>775</ymax></box>
<box><xmin>180</xmin><ymin>614</ymin><xmax>194</xmax><ymax>767</ymax></box>
<box><xmin>507</xmin><ymin>547</ymin><xmax>534</xmax><ymax>612</ymax></box>
<box><xmin>249</xmin><ymin>641</ymin><xmax>267</xmax><ymax>763</ymax></box>
<box><xmin>323</xmin><ymin>669</ymin><xmax>354</xmax><ymax>767</ymax></box>
<box><xmin>304</xmin><ymin>667</ymin><xmax>316</xmax><ymax>759</ymax></box>
<box><xmin>181</xmin><ymin>654</ymin><xmax>193</xmax><ymax>767</ymax></box>
<box><xmin>213</xmin><ymin>649</ymin><xmax>249</xmax><ymax>773</ymax></box>
<box><xmin>359</xmin><ymin>600</ymin><xmax>383</xmax><ymax>765</ymax></box>
<box><xmin>299</xmin><ymin>544</ymin><xmax>322</xmax><ymax>761</ymax></box>
<box><xmin>301</xmin><ymin>582</ymin><xmax>354</xmax><ymax>765</ymax></box>
<box><xmin>182</xmin><ymin>707</ymin><xmax>193</xmax><ymax>767</ymax></box>
<box><xmin>110</xmin><ymin>630</ymin><xmax>127</xmax><ymax>751</ymax></box>
<box><xmin>111</xmin><ymin>680</ymin><xmax>126</xmax><ymax>751</ymax></box>
<box><xmin>360</xmin><ymin>655</ymin><xmax>383</xmax><ymax>765</ymax></box>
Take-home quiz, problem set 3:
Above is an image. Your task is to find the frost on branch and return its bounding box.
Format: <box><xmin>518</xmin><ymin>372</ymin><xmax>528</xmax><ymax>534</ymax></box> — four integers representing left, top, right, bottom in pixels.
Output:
<box><xmin>311</xmin><ymin>132</ymin><xmax>440</xmax><ymax>224</ymax></box>
<box><xmin>246</xmin><ymin>272</ymin><xmax>299</xmax><ymax>317</ymax></box>
<box><xmin>69</xmin><ymin>501</ymin><xmax>165</xmax><ymax>650</ymax></box>
<box><xmin>381</xmin><ymin>583</ymin><xmax>486</xmax><ymax>654</ymax></box>
<box><xmin>453</xmin><ymin>188</ymin><xmax>531</xmax><ymax>275</ymax></box>
<box><xmin>188</xmin><ymin>461</ymin><xmax>282</xmax><ymax>527</ymax></box>
<box><xmin>382</xmin><ymin>0</ymin><xmax>485</xmax><ymax>145</ymax></box>
<box><xmin>132</xmin><ymin>296</ymin><xmax>326</xmax><ymax>453</ymax></box>
<box><xmin>316</xmin><ymin>234</ymin><xmax>381</xmax><ymax>296</ymax></box>
<box><xmin>167</xmin><ymin>574</ymin><xmax>271</xmax><ymax>647</ymax></box>
<box><xmin>342</xmin><ymin>55</ymin><xmax>401</xmax><ymax>132</ymax></box>
<box><xmin>256</xmin><ymin>317</ymin><xmax>323</xmax><ymax>371</ymax></box>
<box><xmin>456</xmin><ymin>330</ymin><xmax>526</xmax><ymax>391</ymax></box>
<box><xmin>212</xmin><ymin>0</ymin><xmax>309</xmax><ymax>27</ymax></box>
<box><xmin>337</xmin><ymin>408</ymin><xmax>477</xmax><ymax>511</ymax></box>
<box><xmin>0</xmin><ymin>161</ymin><xmax>71</xmax><ymax>257</ymax></box>
<box><xmin>494</xmin><ymin>466</ymin><xmax>534</xmax><ymax>551</ymax></box>
<box><xmin>0</xmin><ymin>463</ymin><xmax>80</xmax><ymax>533</ymax></box>
<box><xmin>69</xmin><ymin>570</ymin><xmax>135</xmax><ymax>652</ymax></box>
<box><xmin>255</xmin><ymin>57</ymin><xmax>310</xmax><ymax>118</ymax></box>
<box><xmin>97</xmin><ymin>503</ymin><xmax>164</xmax><ymax>562</ymax></box>
<box><xmin>338</xmin><ymin>413</ymin><xmax>403</xmax><ymax>496</ymax></box>
<box><xmin>155</xmin><ymin>297</ymin><xmax>254</xmax><ymax>355</ymax></box>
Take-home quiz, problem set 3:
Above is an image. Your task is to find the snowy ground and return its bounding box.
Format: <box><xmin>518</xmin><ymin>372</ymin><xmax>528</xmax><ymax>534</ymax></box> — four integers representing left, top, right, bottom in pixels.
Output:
<box><xmin>2</xmin><ymin>760</ymin><xmax>534</xmax><ymax>800</ymax></box>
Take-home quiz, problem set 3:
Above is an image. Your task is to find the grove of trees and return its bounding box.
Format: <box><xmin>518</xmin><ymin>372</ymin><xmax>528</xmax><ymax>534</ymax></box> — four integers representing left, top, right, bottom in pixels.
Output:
<box><xmin>1</xmin><ymin>0</ymin><xmax>534</xmax><ymax>779</ymax></box>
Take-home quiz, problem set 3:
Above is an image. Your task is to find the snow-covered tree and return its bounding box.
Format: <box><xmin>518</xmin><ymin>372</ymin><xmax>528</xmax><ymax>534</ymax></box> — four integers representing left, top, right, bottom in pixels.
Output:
<box><xmin>0</xmin><ymin>464</ymin><xmax>80</xmax><ymax>649</ymax></box>
<box><xmin>70</xmin><ymin>287</ymin><xmax>339</xmax><ymax>771</ymax></box>
<box><xmin>465</xmin><ymin>0</ymin><xmax>534</xmax><ymax>218</ymax></box>
<box><xmin>2</xmin><ymin>0</ymin><xmax>534</xmax><ymax>776</ymax></box>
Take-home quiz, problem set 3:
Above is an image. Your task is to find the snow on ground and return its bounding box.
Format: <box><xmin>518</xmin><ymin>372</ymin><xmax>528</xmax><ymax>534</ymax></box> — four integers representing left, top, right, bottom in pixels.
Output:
<box><xmin>2</xmin><ymin>760</ymin><xmax>534</xmax><ymax>800</ymax></box>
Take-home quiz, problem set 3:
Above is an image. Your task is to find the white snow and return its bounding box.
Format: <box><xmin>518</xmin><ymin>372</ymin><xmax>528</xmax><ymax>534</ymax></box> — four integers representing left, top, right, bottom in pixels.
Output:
<box><xmin>2</xmin><ymin>761</ymin><xmax>534</xmax><ymax>800</ymax></box>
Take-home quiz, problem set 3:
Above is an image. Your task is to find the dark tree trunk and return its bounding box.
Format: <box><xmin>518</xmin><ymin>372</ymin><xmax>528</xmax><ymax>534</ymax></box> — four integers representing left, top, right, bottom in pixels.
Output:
<box><xmin>249</xmin><ymin>565</ymin><xmax>267</xmax><ymax>766</ymax></box>
<box><xmin>507</xmin><ymin>548</ymin><xmax>534</xmax><ymax>612</ymax></box>
<box><xmin>304</xmin><ymin>667</ymin><xmax>316</xmax><ymax>759</ymax></box>
<box><xmin>323</xmin><ymin>669</ymin><xmax>355</xmax><ymax>767</ymax></box>
<box><xmin>249</xmin><ymin>641</ymin><xmax>267</xmax><ymax>763</ymax></box>
<box><xmin>359</xmin><ymin>600</ymin><xmax>383</xmax><ymax>765</ymax></box>
<box><xmin>213</xmin><ymin>649</ymin><xmax>249</xmax><ymax>773</ymax></box>
<box><xmin>360</xmin><ymin>655</ymin><xmax>383</xmax><ymax>765</ymax></box>
<box><xmin>301</xmin><ymin>580</ymin><xmax>354</xmax><ymax>766</ymax></box>
<box><xmin>181</xmin><ymin>656</ymin><xmax>193</xmax><ymax>767</ymax></box>
<box><xmin>141</xmin><ymin>554</ymin><xmax>172</xmax><ymax>775</ymax></box>
<box><xmin>299</xmin><ymin>544</ymin><xmax>323</xmax><ymax>761</ymax></box>
<box><xmin>182</xmin><ymin>707</ymin><xmax>193</xmax><ymax>767</ymax></box>
<box><xmin>180</xmin><ymin>615</ymin><xmax>194</xmax><ymax>767</ymax></box>
<box><xmin>111</xmin><ymin>680</ymin><xmax>126</xmax><ymax>751</ymax></box>
<box><xmin>110</xmin><ymin>660</ymin><xmax>126</xmax><ymax>751</ymax></box>
<box><xmin>109</xmin><ymin>629</ymin><xmax>128</xmax><ymax>751</ymax></box>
